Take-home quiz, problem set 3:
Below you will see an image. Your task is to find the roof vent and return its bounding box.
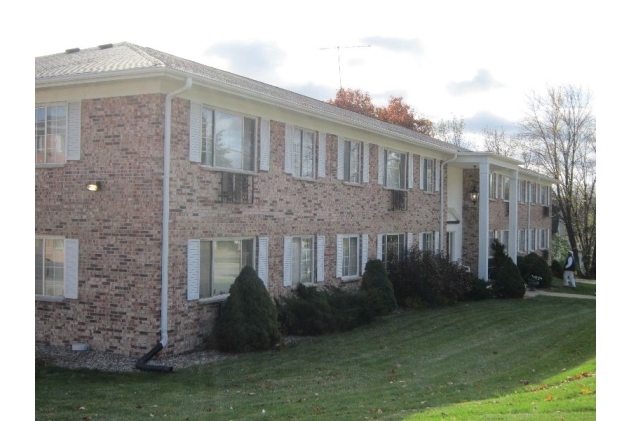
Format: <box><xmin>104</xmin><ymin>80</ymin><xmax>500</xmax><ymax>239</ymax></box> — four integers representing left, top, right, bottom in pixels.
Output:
<box><xmin>98</xmin><ymin>43</ymin><xmax>114</xmax><ymax>50</ymax></box>
<box><xmin>65</xmin><ymin>48</ymin><xmax>80</xmax><ymax>54</ymax></box>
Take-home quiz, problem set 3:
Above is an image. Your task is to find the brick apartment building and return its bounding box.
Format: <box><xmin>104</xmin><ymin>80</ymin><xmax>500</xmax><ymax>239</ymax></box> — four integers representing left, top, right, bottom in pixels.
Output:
<box><xmin>35</xmin><ymin>42</ymin><xmax>556</xmax><ymax>357</ymax></box>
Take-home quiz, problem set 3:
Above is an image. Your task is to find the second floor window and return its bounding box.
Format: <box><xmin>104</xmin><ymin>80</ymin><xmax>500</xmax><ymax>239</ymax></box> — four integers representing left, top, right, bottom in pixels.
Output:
<box><xmin>344</xmin><ymin>139</ymin><xmax>362</xmax><ymax>184</ymax></box>
<box><xmin>384</xmin><ymin>150</ymin><xmax>407</xmax><ymax>189</ymax></box>
<box><xmin>293</xmin><ymin>128</ymin><xmax>315</xmax><ymax>178</ymax></box>
<box><xmin>202</xmin><ymin>108</ymin><xmax>256</xmax><ymax>171</ymax></box>
<box><xmin>35</xmin><ymin>105</ymin><xmax>67</xmax><ymax>164</ymax></box>
<box><xmin>422</xmin><ymin>158</ymin><xmax>436</xmax><ymax>192</ymax></box>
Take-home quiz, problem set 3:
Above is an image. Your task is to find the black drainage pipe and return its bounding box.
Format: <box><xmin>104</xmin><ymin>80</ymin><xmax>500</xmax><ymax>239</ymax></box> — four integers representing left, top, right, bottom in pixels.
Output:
<box><xmin>135</xmin><ymin>342</ymin><xmax>173</xmax><ymax>373</ymax></box>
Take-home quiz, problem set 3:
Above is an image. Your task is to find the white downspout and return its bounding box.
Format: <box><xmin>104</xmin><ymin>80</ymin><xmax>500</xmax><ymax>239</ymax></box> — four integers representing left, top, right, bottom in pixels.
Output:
<box><xmin>160</xmin><ymin>77</ymin><xmax>192</xmax><ymax>348</ymax></box>
<box><xmin>439</xmin><ymin>152</ymin><xmax>458</xmax><ymax>252</ymax></box>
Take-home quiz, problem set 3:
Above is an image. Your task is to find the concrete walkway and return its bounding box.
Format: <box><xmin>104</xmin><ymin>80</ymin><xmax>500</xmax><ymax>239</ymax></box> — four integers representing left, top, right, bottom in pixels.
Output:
<box><xmin>524</xmin><ymin>279</ymin><xmax>596</xmax><ymax>300</ymax></box>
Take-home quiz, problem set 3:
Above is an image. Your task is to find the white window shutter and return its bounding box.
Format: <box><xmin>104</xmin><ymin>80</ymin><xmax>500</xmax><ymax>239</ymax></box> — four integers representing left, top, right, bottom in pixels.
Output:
<box><xmin>283</xmin><ymin>236</ymin><xmax>292</xmax><ymax>286</ymax></box>
<box><xmin>337</xmin><ymin>138</ymin><xmax>345</xmax><ymax>180</ymax></box>
<box><xmin>318</xmin><ymin>132</ymin><xmax>326</xmax><ymax>178</ymax></box>
<box><xmin>362</xmin><ymin>142</ymin><xmax>369</xmax><ymax>183</ymax></box>
<box><xmin>336</xmin><ymin>235</ymin><xmax>343</xmax><ymax>278</ymax></box>
<box><xmin>64</xmin><ymin>238</ymin><xmax>79</xmax><ymax>299</ymax></box>
<box><xmin>434</xmin><ymin>231</ymin><xmax>440</xmax><ymax>253</ymax></box>
<box><xmin>419</xmin><ymin>157</ymin><xmax>425</xmax><ymax>190</ymax></box>
<box><xmin>378</xmin><ymin>147</ymin><xmax>384</xmax><ymax>185</ymax></box>
<box><xmin>67</xmin><ymin>102</ymin><xmax>81</xmax><ymax>161</ymax></box>
<box><xmin>317</xmin><ymin>235</ymin><xmax>325</xmax><ymax>282</ymax></box>
<box><xmin>361</xmin><ymin>234</ymin><xmax>368</xmax><ymax>274</ymax></box>
<box><xmin>187</xmin><ymin>240</ymin><xmax>200</xmax><ymax>300</ymax></box>
<box><xmin>257</xmin><ymin>237</ymin><xmax>269</xmax><ymax>287</ymax></box>
<box><xmin>377</xmin><ymin>234</ymin><xmax>383</xmax><ymax>261</ymax></box>
<box><xmin>260</xmin><ymin>119</ymin><xmax>271</xmax><ymax>171</ymax></box>
<box><xmin>284</xmin><ymin>124</ymin><xmax>294</xmax><ymax>174</ymax></box>
<box><xmin>434</xmin><ymin>159</ymin><xmax>440</xmax><ymax>192</ymax></box>
<box><xmin>407</xmin><ymin>232</ymin><xmax>413</xmax><ymax>250</ymax></box>
<box><xmin>408</xmin><ymin>154</ymin><xmax>414</xmax><ymax>189</ymax></box>
<box><xmin>189</xmin><ymin>102</ymin><xmax>202</xmax><ymax>163</ymax></box>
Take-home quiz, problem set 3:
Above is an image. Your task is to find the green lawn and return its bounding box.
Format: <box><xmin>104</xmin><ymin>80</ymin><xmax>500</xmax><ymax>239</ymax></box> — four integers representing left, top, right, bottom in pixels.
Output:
<box><xmin>545</xmin><ymin>277</ymin><xmax>596</xmax><ymax>296</ymax></box>
<box><xmin>35</xmin><ymin>296</ymin><xmax>596</xmax><ymax>420</ymax></box>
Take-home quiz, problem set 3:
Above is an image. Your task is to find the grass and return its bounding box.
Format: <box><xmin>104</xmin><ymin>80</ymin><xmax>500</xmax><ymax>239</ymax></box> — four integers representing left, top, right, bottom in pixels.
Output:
<box><xmin>35</xmin><ymin>296</ymin><xmax>596</xmax><ymax>420</ymax></box>
<box><xmin>544</xmin><ymin>277</ymin><xmax>596</xmax><ymax>296</ymax></box>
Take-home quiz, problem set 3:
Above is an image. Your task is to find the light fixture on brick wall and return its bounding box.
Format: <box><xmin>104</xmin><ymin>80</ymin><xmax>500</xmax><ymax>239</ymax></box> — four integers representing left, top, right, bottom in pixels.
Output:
<box><xmin>469</xmin><ymin>185</ymin><xmax>479</xmax><ymax>205</ymax></box>
<box><xmin>86</xmin><ymin>181</ymin><xmax>102</xmax><ymax>192</ymax></box>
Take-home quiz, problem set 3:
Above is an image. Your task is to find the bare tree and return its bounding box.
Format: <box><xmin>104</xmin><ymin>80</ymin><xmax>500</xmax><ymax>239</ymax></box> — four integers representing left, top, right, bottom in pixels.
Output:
<box><xmin>481</xmin><ymin>127</ymin><xmax>536</xmax><ymax>167</ymax></box>
<box><xmin>435</xmin><ymin>115</ymin><xmax>474</xmax><ymax>149</ymax></box>
<box><xmin>519</xmin><ymin>85</ymin><xmax>596</xmax><ymax>277</ymax></box>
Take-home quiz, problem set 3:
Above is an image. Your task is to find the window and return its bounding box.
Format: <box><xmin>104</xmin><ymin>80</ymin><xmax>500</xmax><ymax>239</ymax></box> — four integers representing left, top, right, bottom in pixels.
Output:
<box><xmin>283</xmin><ymin>235</ymin><xmax>324</xmax><ymax>286</ymax></box>
<box><xmin>343</xmin><ymin>139</ymin><xmax>362</xmax><ymax>183</ymax></box>
<box><xmin>201</xmin><ymin>107</ymin><xmax>256</xmax><ymax>171</ymax></box>
<box><xmin>384</xmin><ymin>150</ymin><xmax>407</xmax><ymax>189</ymax></box>
<box><xmin>540</xmin><ymin>185</ymin><xmax>549</xmax><ymax>205</ymax></box>
<box><xmin>489</xmin><ymin>230</ymin><xmax>496</xmax><ymax>255</ymax></box>
<box><xmin>35</xmin><ymin>104</ymin><xmax>67</xmax><ymax>164</ymax></box>
<box><xmin>500</xmin><ymin>230</ymin><xmax>509</xmax><ymax>247</ymax></box>
<box><xmin>35</xmin><ymin>237</ymin><xmax>78</xmax><ymax>299</ymax></box>
<box><xmin>489</xmin><ymin>173</ymin><xmax>497</xmax><ymax>199</ymax></box>
<box><xmin>199</xmin><ymin>238</ymin><xmax>254</xmax><ymax>298</ymax></box>
<box><xmin>292</xmin><ymin>128</ymin><xmax>315</xmax><ymax>178</ymax></box>
<box><xmin>539</xmin><ymin>229</ymin><xmax>549</xmax><ymax>249</ymax></box>
<box><xmin>530</xmin><ymin>183</ymin><xmax>537</xmax><ymax>204</ymax></box>
<box><xmin>420</xmin><ymin>232</ymin><xmax>435</xmax><ymax>252</ymax></box>
<box><xmin>422</xmin><ymin>158</ymin><xmax>436</xmax><ymax>192</ymax></box>
<box><xmin>502</xmin><ymin>175</ymin><xmax>510</xmax><ymax>201</ymax></box>
<box><xmin>529</xmin><ymin>228</ymin><xmax>536</xmax><ymax>251</ymax></box>
<box><xmin>337</xmin><ymin>235</ymin><xmax>360</xmax><ymax>279</ymax></box>
<box><xmin>519</xmin><ymin>229</ymin><xmax>526</xmax><ymax>252</ymax></box>
<box><xmin>519</xmin><ymin>180</ymin><xmax>528</xmax><ymax>203</ymax></box>
<box><xmin>379</xmin><ymin>233</ymin><xmax>406</xmax><ymax>263</ymax></box>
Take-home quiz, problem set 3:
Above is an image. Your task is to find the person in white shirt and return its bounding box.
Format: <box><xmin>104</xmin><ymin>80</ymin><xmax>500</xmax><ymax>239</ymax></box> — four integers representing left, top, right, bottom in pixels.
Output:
<box><xmin>563</xmin><ymin>251</ymin><xmax>576</xmax><ymax>288</ymax></box>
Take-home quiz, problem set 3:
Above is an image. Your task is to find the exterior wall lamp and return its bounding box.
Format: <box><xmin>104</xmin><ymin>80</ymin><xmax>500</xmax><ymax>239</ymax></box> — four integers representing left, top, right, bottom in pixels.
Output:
<box><xmin>86</xmin><ymin>182</ymin><xmax>102</xmax><ymax>192</ymax></box>
<box><xmin>469</xmin><ymin>185</ymin><xmax>479</xmax><ymax>205</ymax></box>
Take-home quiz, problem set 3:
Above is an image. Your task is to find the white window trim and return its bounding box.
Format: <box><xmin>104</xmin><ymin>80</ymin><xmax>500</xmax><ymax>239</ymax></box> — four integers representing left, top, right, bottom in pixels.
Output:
<box><xmin>338</xmin><ymin>137</ymin><xmax>364</xmax><ymax>185</ymax></box>
<box><xmin>381</xmin><ymin>148</ymin><xmax>408</xmax><ymax>190</ymax></box>
<box><xmin>35</xmin><ymin>102</ymin><xmax>81</xmax><ymax>166</ymax></box>
<box><xmin>285</xmin><ymin>125</ymin><xmax>318</xmax><ymax>179</ymax></box>
<box><xmin>337</xmin><ymin>234</ymin><xmax>361</xmax><ymax>281</ymax></box>
<box><xmin>35</xmin><ymin>236</ymin><xmax>79</xmax><ymax>301</ymax></box>
<box><xmin>187</xmin><ymin>237</ymin><xmax>259</xmax><ymax>302</ymax></box>
<box><xmin>378</xmin><ymin>233</ymin><xmax>406</xmax><ymax>262</ymax></box>
<box><xmin>284</xmin><ymin>235</ymin><xmax>324</xmax><ymax>287</ymax></box>
<box><xmin>421</xmin><ymin>157</ymin><xmax>437</xmax><ymax>192</ymax></box>
<box><xmin>189</xmin><ymin>103</ymin><xmax>259</xmax><ymax>173</ymax></box>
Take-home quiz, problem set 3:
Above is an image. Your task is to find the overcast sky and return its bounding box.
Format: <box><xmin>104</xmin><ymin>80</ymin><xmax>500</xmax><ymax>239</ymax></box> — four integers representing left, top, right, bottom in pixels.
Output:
<box><xmin>30</xmin><ymin>0</ymin><xmax>600</xmax><ymax>148</ymax></box>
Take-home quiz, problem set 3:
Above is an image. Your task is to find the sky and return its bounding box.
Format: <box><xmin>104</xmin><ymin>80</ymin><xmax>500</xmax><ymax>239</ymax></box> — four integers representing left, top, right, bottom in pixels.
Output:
<box><xmin>27</xmin><ymin>0</ymin><xmax>601</xmax><ymax>149</ymax></box>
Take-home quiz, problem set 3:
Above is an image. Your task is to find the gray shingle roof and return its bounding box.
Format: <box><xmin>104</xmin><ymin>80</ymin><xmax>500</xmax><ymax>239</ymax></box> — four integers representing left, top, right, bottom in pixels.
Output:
<box><xmin>36</xmin><ymin>42</ymin><xmax>461</xmax><ymax>153</ymax></box>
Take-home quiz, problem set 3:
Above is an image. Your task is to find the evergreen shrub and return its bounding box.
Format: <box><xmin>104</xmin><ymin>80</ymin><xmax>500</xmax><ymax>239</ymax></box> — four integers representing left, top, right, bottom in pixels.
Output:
<box><xmin>276</xmin><ymin>284</ymin><xmax>375</xmax><ymax>336</ymax></box>
<box><xmin>361</xmin><ymin>259</ymin><xmax>397</xmax><ymax>315</ymax></box>
<box><xmin>213</xmin><ymin>266</ymin><xmax>281</xmax><ymax>353</ymax></box>
<box><xmin>489</xmin><ymin>240</ymin><xmax>525</xmax><ymax>298</ymax></box>
<box><xmin>517</xmin><ymin>252</ymin><xmax>554</xmax><ymax>288</ymax></box>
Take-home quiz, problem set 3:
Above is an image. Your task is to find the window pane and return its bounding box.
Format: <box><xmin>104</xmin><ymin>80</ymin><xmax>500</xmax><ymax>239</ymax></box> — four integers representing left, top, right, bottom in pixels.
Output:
<box><xmin>302</xmin><ymin>132</ymin><xmax>314</xmax><ymax>178</ymax></box>
<box><xmin>214</xmin><ymin>111</ymin><xmax>244</xmax><ymax>170</ymax></box>
<box><xmin>200</xmin><ymin>241</ymin><xmax>212</xmax><ymax>298</ymax></box>
<box><xmin>386</xmin><ymin>152</ymin><xmax>403</xmax><ymax>189</ymax></box>
<box><xmin>300</xmin><ymin>238</ymin><xmax>313</xmax><ymax>283</ymax></box>
<box><xmin>349</xmin><ymin>142</ymin><xmax>360</xmax><ymax>183</ymax></box>
<box><xmin>212</xmin><ymin>240</ymin><xmax>241</xmax><ymax>296</ymax></box>
<box><xmin>243</xmin><ymin>118</ymin><xmax>256</xmax><ymax>171</ymax></box>
<box><xmin>292</xmin><ymin>238</ymin><xmax>301</xmax><ymax>285</ymax></box>
<box><xmin>35</xmin><ymin>239</ymin><xmax>44</xmax><ymax>295</ymax></box>
<box><xmin>201</xmin><ymin>108</ymin><xmax>214</xmax><ymax>166</ymax></box>
<box><xmin>44</xmin><ymin>239</ymin><xmax>65</xmax><ymax>296</ymax></box>
<box><xmin>348</xmin><ymin>237</ymin><xmax>358</xmax><ymax>276</ymax></box>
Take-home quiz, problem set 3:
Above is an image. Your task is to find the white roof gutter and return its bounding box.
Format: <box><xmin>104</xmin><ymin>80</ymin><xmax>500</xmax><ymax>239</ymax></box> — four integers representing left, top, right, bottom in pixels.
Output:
<box><xmin>160</xmin><ymin>76</ymin><xmax>192</xmax><ymax>347</ymax></box>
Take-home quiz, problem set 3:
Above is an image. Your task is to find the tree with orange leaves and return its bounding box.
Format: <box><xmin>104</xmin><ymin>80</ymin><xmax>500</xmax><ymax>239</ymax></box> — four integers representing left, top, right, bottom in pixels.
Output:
<box><xmin>328</xmin><ymin>88</ymin><xmax>433</xmax><ymax>136</ymax></box>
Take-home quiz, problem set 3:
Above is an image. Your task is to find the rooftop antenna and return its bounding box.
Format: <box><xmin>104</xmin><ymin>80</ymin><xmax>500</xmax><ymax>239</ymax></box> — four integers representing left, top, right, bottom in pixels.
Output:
<box><xmin>319</xmin><ymin>45</ymin><xmax>371</xmax><ymax>88</ymax></box>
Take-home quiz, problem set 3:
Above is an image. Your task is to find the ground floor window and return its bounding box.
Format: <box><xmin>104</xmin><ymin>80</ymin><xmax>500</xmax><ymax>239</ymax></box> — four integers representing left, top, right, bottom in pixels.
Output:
<box><xmin>200</xmin><ymin>238</ymin><xmax>254</xmax><ymax>298</ymax></box>
<box><xmin>341</xmin><ymin>235</ymin><xmax>359</xmax><ymax>278</ymax></box>
<box><xmin>380</xmin><ymin>233</ymin><xmax>406</xmax><ymax>264</ymax></box>
<box><xmin>420</xmin><ymin>232</ymin><xmax>435</xmax><ymax>252</ymax></box>
<box><xmin>35</xmin><ymin>237</ymin><xmax>65</xmax><ymax>296</ymax></box>
<box><xmin>292</xmin><ymin>236</ymin><xmax>314</xmax><ymax>285</ymax></box>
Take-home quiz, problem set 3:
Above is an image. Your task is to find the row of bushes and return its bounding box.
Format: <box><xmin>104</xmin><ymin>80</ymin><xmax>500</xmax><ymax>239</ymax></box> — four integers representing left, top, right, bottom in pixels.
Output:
<box><xmin>213</xmin><ymin>243</ymin><xmax>553</xmax><ymax>353</ymax></box>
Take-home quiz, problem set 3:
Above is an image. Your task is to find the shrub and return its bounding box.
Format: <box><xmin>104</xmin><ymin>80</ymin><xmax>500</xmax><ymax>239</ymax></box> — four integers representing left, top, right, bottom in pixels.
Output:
<box><xmin>388</xmin><ymin>246</ymin><xmax>490</xmax><ymax>307</ymax></box>
<box><xmin>361</xmin><ymin>259</ymin><xmax>397</xmax><ymax>316</ymax></box>
<box><xmin>551</xmin><ymin>259</ymin><xmax>565</xmax><ymax>278</ymax></box>
<box><xmin>517</xmin><ymin>252</ymin><xmax>554</xmax><ymax>288</ymax></box>
<box><xmin>465</xmin><ymin>277</ymin><xmax>494</xmax><ymax>301</ymax></box>
<box><xmin>277</xmin><ymin>284</ymin><xmax>375</xmax><ymax>336</ymax></box>
<box><xmin>213</xmin><ymin>266</ymin><xmax>281</xmax><ymax>353</ymax></box>
<box><xmin>489</xmin><ymin>241</ymin><xmax>525</xmax><ymax>298</ymax></box>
